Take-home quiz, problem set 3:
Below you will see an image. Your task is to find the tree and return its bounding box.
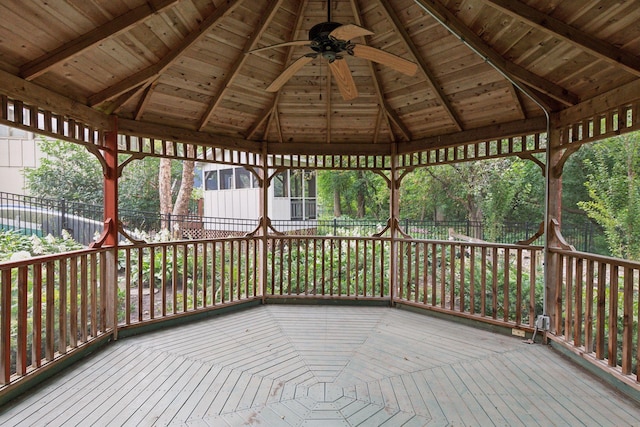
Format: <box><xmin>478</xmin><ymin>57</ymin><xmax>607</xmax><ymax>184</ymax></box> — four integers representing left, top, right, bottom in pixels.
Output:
<box><xmin>24</xmin><ymin>139</ymin><xmax>197</xmax><ymax>233</ymax></box>
<box><xmin>317</xmin><ymin>170</ymin><xmax>388</xmax><ymax>219</ymax></box>
<box><xmin>119</xmin><ymin>156</ymin><xmax>162</xmax><ymax>213</ymax></box>
<box><xmin>158</xmin><ymin>145</ymin><xmax>195</xmax><ymax>230</ymax></box>
<box><xmin>578</xmin><ymin>134</ymin><xmax>640</xmax><ymax>260</ymax></box>
<box><xmin>24</xmin><ymin>138</ymin><xmax>102</xmax><ymax>203</ymax></box>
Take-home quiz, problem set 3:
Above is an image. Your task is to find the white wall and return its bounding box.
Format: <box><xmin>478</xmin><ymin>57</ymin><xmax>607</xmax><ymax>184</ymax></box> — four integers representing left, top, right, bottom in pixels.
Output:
<box><xmin>203</xmin><ymin>187</ymin><xmax>261</xmax><ymax>219</ymax></box>
<box><xmin>0</xmin><ymin>132</ymin><xmax>42</xmax><ymax>195</ymax></box>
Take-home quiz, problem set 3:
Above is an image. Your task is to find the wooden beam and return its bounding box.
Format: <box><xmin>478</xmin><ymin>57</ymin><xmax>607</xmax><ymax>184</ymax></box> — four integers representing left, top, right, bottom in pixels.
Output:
<box><xmin>266</xmin><ymin>141</ymin><xmax>391</xmax><ymax>156</ymax></box>
<box><xmin>20</xmin><ymin>0</ymin><xmax>178</xmax><ymax>80</ymax></box>
<box><xmin>0</xmin><ymin>68</ymin><xmax>111</xmax><ymax>130</ymax></box>
<box><xmin>508</xmin><ymin>83</ymin><xmax>528</xmax><ymax>120</ymax></box>
<box><xmin>103</xmin><ymin>82</ymin><xmax>149</xmax><ymax>115</ymax></box>
<box><xmin>198</xmin><ymin>0</ymin><xmax>284</xmax><ymax>131</ymax></box>
<box><xmin>378</xmin><ymin>0</ymin><xmax>464</xmax><ymax>131</ymax></box>
<box><xmin>555</xmin><ymin>79</ymin><xmax>640</xmax><ymax>127</ymax></box>
<box><xmin>246</xmin><ymin>105</ymin><xmax>274</xmax><ymax>141</ymax></box>
<box><xmin>349</xmin><ymin>0</ymin><xmax>407</xmax><ymax>141</ymax></box>
<box><xmin>245</xmin><ymin>0</ymin><xmax>309</xmax><ymax>141</ymax></box>
<box><xmin>413</xmin><ymin>0</ymin><xmax>579</xmax><ymax>107</ymax></box>
<box><xmin>134</xmin><ymin>80</ymin><xmax>160</xmax><ymax>120</ymax></box>
<box><xmin>399</xmin><ymin>116</ymin><xmax>547</xmax><ymax>154</ymax></box>
<box><xmin>117</xmin><ymin>117</ymin><xmax>259</xmax><ymax>153</ymax></box>
<box><xmin>87</xmin><ymin>0</ymin><xmax>241</xmax><ymax>106</ymax></box>
<box><xmin>483</xmin><ymin>0</ymin><xmax>640</xmax><ymax>77</ymax></box>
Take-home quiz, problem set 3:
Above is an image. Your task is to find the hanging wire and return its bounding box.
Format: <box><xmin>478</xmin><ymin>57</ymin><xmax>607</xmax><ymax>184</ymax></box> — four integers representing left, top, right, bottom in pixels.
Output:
<box><xmin>414</xmin><ymin>1</ymin><xmax>552</xmax><ymax>321</ymax></box>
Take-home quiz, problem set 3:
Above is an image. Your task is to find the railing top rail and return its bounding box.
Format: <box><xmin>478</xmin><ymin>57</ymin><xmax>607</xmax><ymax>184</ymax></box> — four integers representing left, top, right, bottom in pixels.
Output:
<box><xmin>549</xmin><ymin>246</ymin><xmax>640</xmax><ymax>269</ymax></box>
<box><xmin>0</xmin><ymin>246</ymin><xmax>109</xmax><ymax>269</ymax></box>
<box><xmin>400</xmin><ymin>237</ymin><xmax>544</xmax><ymax>250</ymax></box>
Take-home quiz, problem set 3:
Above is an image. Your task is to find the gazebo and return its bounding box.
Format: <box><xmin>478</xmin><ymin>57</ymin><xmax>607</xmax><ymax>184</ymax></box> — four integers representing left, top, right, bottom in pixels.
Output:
<box><xmin>0</xmin><ymin>0</ymin><xmax>639</xmax><ymax>423</ymax></box>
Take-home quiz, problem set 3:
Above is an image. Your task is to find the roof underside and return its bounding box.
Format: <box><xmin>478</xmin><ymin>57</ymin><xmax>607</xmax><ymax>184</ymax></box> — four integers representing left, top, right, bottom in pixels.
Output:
<box><xmin>1</xmin><ymin>0</ymin><xmax>640</xmax><ymax>155</ymax></box>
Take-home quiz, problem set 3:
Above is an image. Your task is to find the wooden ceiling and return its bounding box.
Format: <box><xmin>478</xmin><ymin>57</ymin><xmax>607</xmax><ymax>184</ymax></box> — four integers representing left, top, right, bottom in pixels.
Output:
<box><xmin>1</xmin><ymin>0</ymin><xmax>640</xmax><ymax>156</ymax></box>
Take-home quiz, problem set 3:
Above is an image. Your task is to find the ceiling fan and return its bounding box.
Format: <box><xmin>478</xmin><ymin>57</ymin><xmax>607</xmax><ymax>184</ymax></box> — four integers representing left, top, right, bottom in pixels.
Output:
<box><xmin>249</xmin><ymin>2</ymin><xmax>418</xmax><ymax>100</ymax></box>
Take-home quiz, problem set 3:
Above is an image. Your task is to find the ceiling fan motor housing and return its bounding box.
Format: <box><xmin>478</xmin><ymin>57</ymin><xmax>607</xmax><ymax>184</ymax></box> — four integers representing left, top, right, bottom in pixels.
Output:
<box><xmin>309</xmin><ymin>21</ymin><xmax>354</xmax><ymax>61</ymax></box>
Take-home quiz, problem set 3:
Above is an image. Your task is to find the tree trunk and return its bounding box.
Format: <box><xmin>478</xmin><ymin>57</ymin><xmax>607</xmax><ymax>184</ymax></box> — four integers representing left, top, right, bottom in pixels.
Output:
<box><xmin>356</xmin><ymin>170</ymin><xmax>365</xmax><ymax>218</ymax></box>
<box><xmin>172</xmin><ymin>157</ymin><xmax>195</xmax><ymax>218</ymax></box>
<box><xmin>171</xmin><ymin>146</ymin><xmax>195</xmax><ymax>238</ymax></box>
<box><xmin>159</xmin><ymin>157</ymin><xmax>173</xmax><ymax>230</ymax></box>
<box><xmin>468</xmin><ymin>198</ymin><xmax>483</xmax><ymax>239</ymax></box>
<box><xmin>333</xmin><ymin>188</ymin><xmax>342</xmax><ymax>217</ymax></box>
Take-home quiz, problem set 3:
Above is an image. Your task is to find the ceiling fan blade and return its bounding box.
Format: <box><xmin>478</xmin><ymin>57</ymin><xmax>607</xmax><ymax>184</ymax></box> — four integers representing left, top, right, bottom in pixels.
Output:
<box><xmin>248</xmin><ymin>40</ymin><xmax>309</xmax><ymax>54</ymax></box>
<box><xmin>266</xmin><ymin>55</ymin><xmax>315</xmax><ymax>92</ymax></box>
<box><xmin>328</xmin><ymin>59</ymin><xmax>358</xmax><ymax>101</ymax></box>
<box><xmin>351</xmin><ymin>44</ymin><xmax>418</xmax><ymax>76</ymax></box>
<box><xmin>329</xmin><ymin>24</ymin><xmax>373</xmax><ymax>41</ymax></box>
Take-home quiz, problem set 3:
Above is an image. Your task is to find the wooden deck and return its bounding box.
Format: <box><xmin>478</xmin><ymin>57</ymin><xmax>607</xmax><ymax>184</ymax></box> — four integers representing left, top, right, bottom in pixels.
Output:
<box><xmin>0</xmin><ymin>305</ymin><xmax>638</xmax><ymax>426</ymax></box>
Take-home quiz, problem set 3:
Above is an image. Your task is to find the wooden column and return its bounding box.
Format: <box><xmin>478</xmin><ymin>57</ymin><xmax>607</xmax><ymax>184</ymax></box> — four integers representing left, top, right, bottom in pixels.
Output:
<box><xmin>260</xmin><ymin>145</ymin><xmax>268</xmax><ymax>303</ymax></box>
<box><xmin>102</xmin><ymin>117</ymin><xmax>119</xmax><ymax>337</ymax></box>
<box><xmin>389</xmin><ymin>144</ymin><xmax>399</xmax><ymax>305</ymax></box>
<box><xmin>545</xmin><ymin>123</ymin><xmax>563</xmax><ymax>334</ymax></box>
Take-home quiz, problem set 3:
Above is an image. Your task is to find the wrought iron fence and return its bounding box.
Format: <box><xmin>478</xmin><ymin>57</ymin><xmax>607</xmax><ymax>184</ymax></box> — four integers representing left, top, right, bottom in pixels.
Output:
<box><xmin>0</xmin><ymin>192</ymin><xmax>602</xmax><ymax>252</ymax></box>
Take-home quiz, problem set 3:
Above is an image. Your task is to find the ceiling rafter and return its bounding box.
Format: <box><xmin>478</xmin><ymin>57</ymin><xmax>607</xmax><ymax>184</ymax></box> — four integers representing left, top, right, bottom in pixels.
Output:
<box><xmin>134</xmin><ymin>79</ymin><xmax>161</xmax><ymax>120</ymax></box>
<box><xmin>349</xmin><ymin>0</ymin><xmax>404</xmax><ymax>142</ymax></box>
<box><xmin>483</xmin><ymin>0</ymin><xmax>640</xmax><ymax>77</ymax></box>
<box><xmin>87</xmin><ymin>0</ymin><xmax>242</xmax><ymax>107</ymax></box>
<box><xmin>103</xmin><ymin>82</ymin><xmax>150</xmax><ymax>115</ymax></box>
<box><xmin>197</xmin><ymin>0</ymin><xmax>284</xmax><ymax>131</ymax></box>
<box><xmin>414</xmin><ymin>0</ymin><xmax>579</xmax><ymax>109</ymax></box>
<box><xmin>508</xmin><ymin>83</ymin><xmax>527</xmax><ymax>119</ymax></box>
<box><xmin>245</xmin><ymin>0</ymin><xmax>309</xmax><ymax>141</ymax></box>
<box><xmin>20</xmin><ymin>0</ymin><xmax>179</xmax><ymax>81</ymax></box>
<box><xmin>378</xmin><ymin>0</ymin><xmax>464</xmax><ymax>132</ymax></box>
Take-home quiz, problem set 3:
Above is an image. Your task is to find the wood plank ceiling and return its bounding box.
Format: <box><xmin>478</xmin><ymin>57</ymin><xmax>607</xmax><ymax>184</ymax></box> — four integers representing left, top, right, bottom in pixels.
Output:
<box><xmin>1</xmin><ymin>0</ymin><xmax>640</xmax><ymax>154</ymax></box>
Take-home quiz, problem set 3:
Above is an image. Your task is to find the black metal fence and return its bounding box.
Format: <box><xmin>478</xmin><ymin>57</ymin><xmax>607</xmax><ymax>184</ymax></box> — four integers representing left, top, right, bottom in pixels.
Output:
<box><xmin>0</xmin><ymin>192</ymin><xmax>603</xmax><ymax>253</ymax></box>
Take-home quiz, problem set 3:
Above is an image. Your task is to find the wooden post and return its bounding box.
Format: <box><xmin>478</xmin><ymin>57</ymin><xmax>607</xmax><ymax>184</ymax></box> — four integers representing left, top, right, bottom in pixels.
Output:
<box><xmin>389</xmin><ymin>144</ymin><xmax>399</xmax><ymax>305</ymax></box>
<box><xmin>102</xmin><ymin>117</ymin><xmax>119</xmax><ymax>338</ymax></box>
<box><xmin>260</xmin><ymin>145</ymin><xmax>268</xmax><ymax>303</ymax></box>
<box><xmin>545</xmin><ymin>123</ymin><xmax>563</xmax><ymax>334</ymax></box>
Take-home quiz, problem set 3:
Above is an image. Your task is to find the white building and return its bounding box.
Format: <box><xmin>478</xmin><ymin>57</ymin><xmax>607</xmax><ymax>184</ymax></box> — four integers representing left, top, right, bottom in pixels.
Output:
<box><xmin>201</xmin><ymin>162</ymin><xmax>317</xmax><ymax>232</ymax></box>
<box><xmin>0</xmin><ymin>126</ymin><xmax>42</xmax><ymax>195</ymax></box>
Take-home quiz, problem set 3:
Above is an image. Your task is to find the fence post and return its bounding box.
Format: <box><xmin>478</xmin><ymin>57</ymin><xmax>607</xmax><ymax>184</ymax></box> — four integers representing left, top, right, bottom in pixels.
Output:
<box><xmin>60</xmin><ymin>198</ymin><xmax>66</xmax><ymax>236</ymax></box>
<box><xmin>333</xmin><ymin>218</ymin><xmax>337</xmax><ymax>235</ymax></box>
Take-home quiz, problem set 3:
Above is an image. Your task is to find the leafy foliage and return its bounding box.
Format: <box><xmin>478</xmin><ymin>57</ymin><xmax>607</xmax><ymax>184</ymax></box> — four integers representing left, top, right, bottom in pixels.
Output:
<box><xmin>578</xmin><ymin>134</ymin><xmax>640</xmax><ymax>260</ymax></box>
<box><xmin>317</xmin><ymin>170</ymin><xmax>388</xmax><ymax>219</ymax></box>
<box><xmin>0</xmin><ymin>229</ymin><xmax>83</xmax><ymax>261</ymax></box>
<box><xmin>23</xmin><ymin>139</ymin><xmax>196</xmax><ymax>219</ymax></box>
<box><xmin>24</xmin><ymin>138</ymin><xmax>102</xmax><ymax>204</ymax></box>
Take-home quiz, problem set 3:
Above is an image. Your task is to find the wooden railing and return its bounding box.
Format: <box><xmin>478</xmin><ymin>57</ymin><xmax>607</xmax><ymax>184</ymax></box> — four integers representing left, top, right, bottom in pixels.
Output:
<box><xmin>549</xmin><ymin>248</ymin><xmax>640</xmax><ymax>382</ymax></box>
<box><xmin>1</xmin><ymin>235</ymin><xmax>638</xmax><ymax>394</ymax></box>
<box><xmin>0</xmin><ymin>248</ymin><xmax>111</xmax><ymax>385</ymax></box>
<box><xmin>118</xmin><ymin>238</ymin><xmax>259</xmax><ymax>325</ymax></box>
<box><xmin>264</xmin><ymin>236</ymin><xmax>391</xmax><ymax>300</ymax></box>
<box><xmin>394</xmin><ymin>240</ymin><xmax>543</xmax><ymax>328</ymax></box>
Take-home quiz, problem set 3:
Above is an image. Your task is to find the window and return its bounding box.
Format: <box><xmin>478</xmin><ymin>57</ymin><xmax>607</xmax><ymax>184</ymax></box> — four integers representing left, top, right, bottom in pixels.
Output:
<box><xmin>304</xmin><ymin>169</ymin><xmax>316</xmax><ymax>197</ymax></box>
<box><xmin>220</xmin><ymin>169</ymin><xmax>234</xmax><ymax>189</ymax></box>
<box><xmin>204</xmin><ymin>170</ymin><xmax>218</xmax><ymax>190</ymax></box>
<box><xmin>273</xmin><ymin>171</ymin><xmax>288</xmax><ymax>197</ymax></box>
<box><xmin>291</xmin><ymin>170</ymin><xmax>303</xmax><ymax>197</ymax></box>
<box><xmin>235</xmin><ymin>168</ymin><xmax>252</xmax><ymax>189</ymax></box>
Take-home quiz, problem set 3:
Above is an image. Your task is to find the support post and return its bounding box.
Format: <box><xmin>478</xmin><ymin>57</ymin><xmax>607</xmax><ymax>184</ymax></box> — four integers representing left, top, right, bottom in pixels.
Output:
<box><xmin>260</xmin><ymin>145</ymin><xmax>268</xmax><ymax>303</ymax></box>
<box><xmin>389</xmin><ymin>144</ymin><xmax>399</xmax><ymax>305</ymax></box>
<box><xmin>545</xmin><ymin>123</ymin><xmax>563</xmax><ymax>335</ymax></box>
<box><xmin>102</xmin><ymin>118</ymin><xmax>119</xmax><ymax>338</ymax></box>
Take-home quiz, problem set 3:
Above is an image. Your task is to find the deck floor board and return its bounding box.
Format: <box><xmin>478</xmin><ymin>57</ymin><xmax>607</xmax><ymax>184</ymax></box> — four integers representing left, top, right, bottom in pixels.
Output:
<box><xmin>0</xmin><ymin>305</ymin><xmax>638</xmax><ymax>426</ymax></box>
